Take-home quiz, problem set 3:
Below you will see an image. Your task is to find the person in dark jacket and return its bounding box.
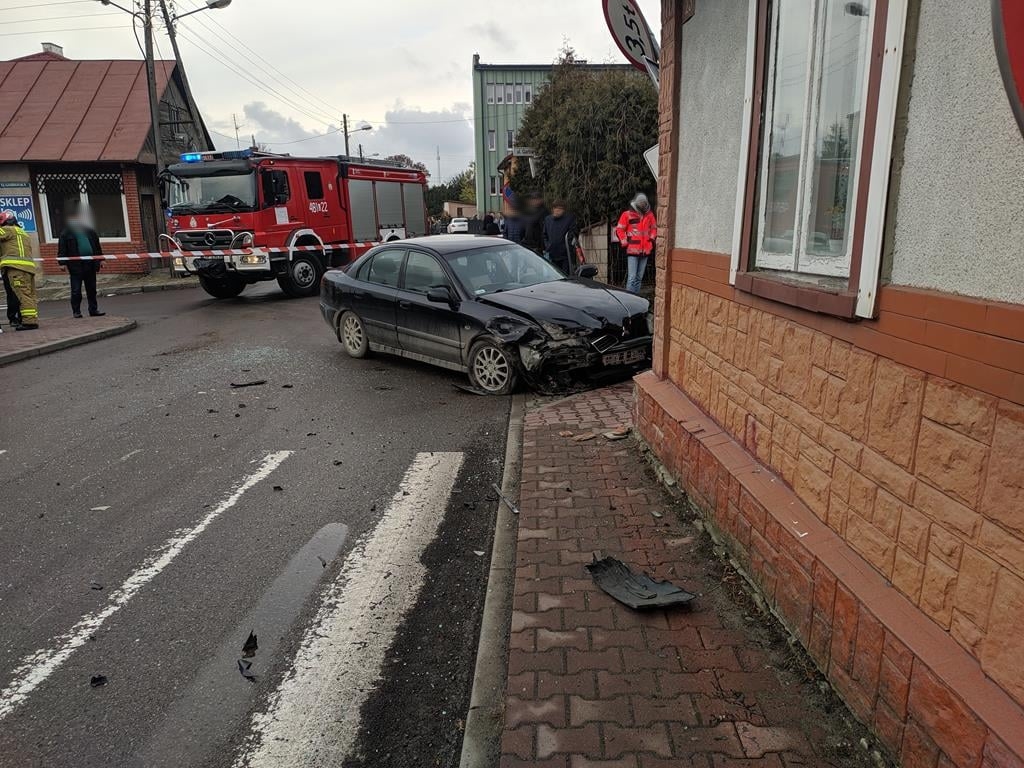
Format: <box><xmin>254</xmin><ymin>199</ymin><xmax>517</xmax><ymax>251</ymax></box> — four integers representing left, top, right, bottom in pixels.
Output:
<box><xmin>542</xmin><ymin>200</ymin><xmax>578</xmax><ymax>274</ymax></box>
<box><xmin>57</xmin><ymin>203</ymin><xmax>105</xmax><ymax>318</ymax></box>
<box><xmin>483</xmin><ymin>213</ymin><xmax>500</xmax><ymax>236</ymax></box>
<box><xmin>520</xmin><ymin>194</ymin><xmax>549</xmax><ymax>255</ymax></box>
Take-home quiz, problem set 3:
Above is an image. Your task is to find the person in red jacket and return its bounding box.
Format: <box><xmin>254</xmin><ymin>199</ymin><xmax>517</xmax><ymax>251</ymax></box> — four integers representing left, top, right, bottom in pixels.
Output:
<box><xmin>615</xmin><ymin>193</ymin><xmax>657</xmax><ymax>293</ymax></box>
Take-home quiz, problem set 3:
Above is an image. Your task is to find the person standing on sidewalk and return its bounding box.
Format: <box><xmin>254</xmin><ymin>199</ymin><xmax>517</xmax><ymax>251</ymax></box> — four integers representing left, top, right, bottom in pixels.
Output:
<box><xmin>57</xmin><ymin>203</ymin><xmax>105</xmax><ymax>319</ymax></box>
<box><xmin>0</xmin><ymin>212</ymin><xmax>38</xmax><ymax>331</ymax></box>
<box><xmin>543</xmin><ymin>200</ymin><xmax>578</xmax><ymax>274</ymax></box>
<box><xmin>520</xmin><ymin>194</ymin><xmax>549</xmax><ymax>256</ymax></box>
<box><xmin>2</xmin><ymin>266</ymin><xmax>21</xmax><ymax>330</ymax></box>
<box><xmin>615</xmin><ymin>192</ymin><xmax>657</xmax><ymax>294</ymax></box>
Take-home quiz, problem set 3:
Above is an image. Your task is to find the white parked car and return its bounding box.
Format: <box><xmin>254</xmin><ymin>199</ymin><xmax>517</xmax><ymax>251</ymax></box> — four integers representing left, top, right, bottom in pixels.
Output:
<box><xmin>447</xmin><ymin>217</ymin><xmax>469</xmax><ymax>234</ymax></box>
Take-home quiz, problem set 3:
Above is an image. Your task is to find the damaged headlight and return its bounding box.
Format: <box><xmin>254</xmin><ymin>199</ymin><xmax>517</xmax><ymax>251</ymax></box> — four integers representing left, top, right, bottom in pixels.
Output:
<box><xmin>539</xmin><ymin>321</ymin><xmax>572</xmax><ymax>340</ymax></box>
<box><xmin>646</xmin><ymin>312</ymin><xmax>655</xmax><ymax>335</ymax></box>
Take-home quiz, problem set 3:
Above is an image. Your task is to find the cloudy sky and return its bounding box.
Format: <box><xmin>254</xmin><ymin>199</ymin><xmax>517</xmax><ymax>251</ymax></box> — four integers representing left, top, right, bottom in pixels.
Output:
<box><xmin>8</xmin><ymin>0</ymin><xmax>659</xmax><ymax>182</ymax></box>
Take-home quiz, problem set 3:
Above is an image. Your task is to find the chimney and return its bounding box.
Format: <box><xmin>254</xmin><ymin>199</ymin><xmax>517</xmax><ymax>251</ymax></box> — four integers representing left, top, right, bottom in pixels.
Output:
<box><xmin>41</xmin><ymin>42</ymin><xmax>64</xmax><ymax>57</ymax></box>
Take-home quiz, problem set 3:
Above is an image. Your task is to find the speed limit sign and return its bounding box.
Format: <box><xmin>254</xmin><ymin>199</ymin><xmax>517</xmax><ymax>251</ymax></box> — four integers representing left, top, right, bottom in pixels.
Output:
<box><xmin>603</xmin><ymin>0</ymin><xmax>660</xmax><ymax>84</ymax></box>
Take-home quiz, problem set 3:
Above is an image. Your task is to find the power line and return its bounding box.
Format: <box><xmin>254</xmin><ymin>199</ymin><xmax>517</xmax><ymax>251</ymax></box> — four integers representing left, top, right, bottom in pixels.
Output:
<box><xmin>0</xmin><ymin>0</ymin><xmax>93</xmax><ymax>9</ymax></box>
<box><xmin>0</xmin><ymin>23</ymin><xmax>128</xmax><ymax>36</ymax></box>
<box><xmin>175</xmin><ymin>0</ymin><xmax>344</xmax><ymax>121</ymax></box>
<box><xmin>174</xmin><ymin>25</ymin><xmax>336</xmax><ymax>130</ymax></box>
<box><xmin>4</xmin><ymin>11</ymin><xmax>121</xmax><ymax>23</ymax></box>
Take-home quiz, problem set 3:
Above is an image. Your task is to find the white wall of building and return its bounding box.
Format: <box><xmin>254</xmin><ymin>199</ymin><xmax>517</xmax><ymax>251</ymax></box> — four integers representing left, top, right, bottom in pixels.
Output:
<box><xmin>888</xmin><ymin>1</ymin><xmax>1024</xmax><ymax>304</ymax></box>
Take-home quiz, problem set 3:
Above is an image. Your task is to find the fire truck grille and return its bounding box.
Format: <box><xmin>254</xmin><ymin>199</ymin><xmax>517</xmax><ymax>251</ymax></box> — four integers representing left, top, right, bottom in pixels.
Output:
<box><xmin>175</xmin><ymin>229</ymin><xmax>236</xmax><ymax>249</ymax></box>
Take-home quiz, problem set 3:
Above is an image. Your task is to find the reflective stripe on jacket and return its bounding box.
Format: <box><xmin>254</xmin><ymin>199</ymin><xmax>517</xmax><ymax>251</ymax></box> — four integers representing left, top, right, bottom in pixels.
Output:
<box><xmin>615</xmin><ymin>210</ymin><xmax>657</xmax><ymax>256</ymax></box>
<box><xmin>0</xmin><ymin>226</ymin><xmax>36</xmax><ymax>274</ymax></box>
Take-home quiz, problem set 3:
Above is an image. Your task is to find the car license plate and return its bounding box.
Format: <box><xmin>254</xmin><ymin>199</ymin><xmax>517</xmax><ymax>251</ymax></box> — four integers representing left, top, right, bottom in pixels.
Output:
<box><xmin>602</xmin><ymin>348</ymin><xmax>646</xmax><ymax>366</ymax></box>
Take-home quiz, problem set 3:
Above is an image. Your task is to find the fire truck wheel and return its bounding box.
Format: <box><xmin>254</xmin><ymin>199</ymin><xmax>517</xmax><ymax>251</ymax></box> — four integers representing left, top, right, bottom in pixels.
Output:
<box><xmin>339</xmin><ymin>311</ymin><xmax>369</xmax><ymax>358</ymax></box>
<box><xmin>277</xmin><ymin>255</ymin><xmax>323</xmax><ymax>298</ymax></box>
<box><xmin>198</xmin><ymin>275</ymin><xmax>246</xmax><ymax>299</ymax></box>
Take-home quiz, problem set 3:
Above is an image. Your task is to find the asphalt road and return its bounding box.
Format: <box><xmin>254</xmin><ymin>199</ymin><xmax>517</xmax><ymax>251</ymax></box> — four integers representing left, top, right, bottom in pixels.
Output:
<box><xmin>0</xmin><ymin>283</ymin><xmax>510</xmax><ymax>767</ymax></box>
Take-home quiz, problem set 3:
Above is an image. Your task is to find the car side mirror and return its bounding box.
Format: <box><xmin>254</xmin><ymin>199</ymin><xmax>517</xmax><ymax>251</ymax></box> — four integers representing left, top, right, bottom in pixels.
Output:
<box><xmin>427</xmin><ymin>286</ymin><xmax>456</xmax><ymax>306</ymax></box>
<box><xmin>576</xmin><ymin>264</ymin><xmax>598</xmax><ymax>279</ymax></box>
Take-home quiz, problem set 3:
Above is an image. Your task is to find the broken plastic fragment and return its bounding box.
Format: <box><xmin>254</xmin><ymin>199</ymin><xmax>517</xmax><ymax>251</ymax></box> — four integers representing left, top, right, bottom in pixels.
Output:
<box><xmin>237</xmin><ymin>658</ymin><xmax>255</xmax><ymax>680</ymax></box>
<box><xmin>242</xmin><ymin>630</ymin><xmax>258</xmax><ymax>658</ymax></box>
<box><xmin>585</xmin><ymin>556</ymin><xmax>696</xmax><ymax>610</ymax></box>
<box><xmin>90</xmin><ymin>675</ymin><xmax>107</xmax><ymax>688</ymax></box>
<box><xmin>230</xmin><ymin>380</ymin><xmax>267</xmax><ymax>388</ymax></box>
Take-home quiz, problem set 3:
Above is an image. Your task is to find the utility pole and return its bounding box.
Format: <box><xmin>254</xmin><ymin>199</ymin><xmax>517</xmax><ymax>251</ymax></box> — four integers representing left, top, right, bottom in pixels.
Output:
<box><xmin>232</xmin><ymin>113</ymin><xmax>241</xmax><ymax>148</ymax></box>
<box><xmin>143</xmin><ymin>0</ymin><xmax>163</xmax><ymax>177</ymax></box>
<box><xmin>358</xmin><ymin>143</ymin><xmax>364</xmax><ymax>161</ymax></box>
<box><xmin>343</xmin><ymin>114</ymin><xmax>350</xmax><ymax>157</ymax></box>
<box><xmin>157</xmin><ymin>0</ymin><xmax>202</xmax><ymax>152</ymax></box>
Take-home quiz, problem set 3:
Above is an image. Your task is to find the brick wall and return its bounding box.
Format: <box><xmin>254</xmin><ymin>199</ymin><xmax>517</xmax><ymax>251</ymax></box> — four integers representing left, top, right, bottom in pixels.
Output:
<box><xmin>38</xmin><ymin>167</ymin><xmax>151</xmax><ymax>276</ymax></box>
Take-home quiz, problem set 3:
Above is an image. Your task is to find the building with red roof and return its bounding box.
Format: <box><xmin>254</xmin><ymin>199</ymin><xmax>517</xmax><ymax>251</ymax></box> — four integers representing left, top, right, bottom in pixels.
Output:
<box><xmin>0</xmin><ymin>43</ymin><xmax>212</xmax><ymax>273</ymax></box>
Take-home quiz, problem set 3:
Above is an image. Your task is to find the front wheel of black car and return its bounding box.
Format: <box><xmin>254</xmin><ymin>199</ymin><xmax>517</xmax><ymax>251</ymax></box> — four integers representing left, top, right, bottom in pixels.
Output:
<box><xmin>277</xmin><ymin>255</ymin><xmax>323</xmax><ymax>298</ymax></box>
<box><xmin>339</xmin><ymin>311</ymin><xmax>369</xmax><ymax>358</ymax></box>
<box><xmin>199</xmin><ymin>274</ymin><xmax>246</xmax><ymax>299</ymax></box>
<box><xmin>467</xmin><ymin>339</ymin><xmax>517</xmax><ymax>395</ymax></box>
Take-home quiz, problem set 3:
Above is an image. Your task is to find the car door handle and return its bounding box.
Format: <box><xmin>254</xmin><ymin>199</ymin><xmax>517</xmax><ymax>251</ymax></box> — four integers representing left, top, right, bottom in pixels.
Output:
<box><xmin>398</xmin><ymin>300</ymin><xmax>411</xmax><ymax>309</ymax></box>
<box><xmin>353</xmin><ymin>290</ymin><xmax>368</xmax><ymax>299</ymax></box>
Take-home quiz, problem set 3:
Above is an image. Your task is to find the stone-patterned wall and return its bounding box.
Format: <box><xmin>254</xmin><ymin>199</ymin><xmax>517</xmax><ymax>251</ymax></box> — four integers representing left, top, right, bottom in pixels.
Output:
<box><xmin>664</xmin><ymin>281</ymin><xmax>1024</xmax><ymax>708</ymax></box>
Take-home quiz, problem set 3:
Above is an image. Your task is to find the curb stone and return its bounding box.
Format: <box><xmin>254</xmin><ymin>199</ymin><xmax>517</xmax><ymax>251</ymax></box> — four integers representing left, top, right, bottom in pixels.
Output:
<box><xmin>0</xmin><ymin>319</ymin><xmax>137</xmax><ymax>367</ymax></box>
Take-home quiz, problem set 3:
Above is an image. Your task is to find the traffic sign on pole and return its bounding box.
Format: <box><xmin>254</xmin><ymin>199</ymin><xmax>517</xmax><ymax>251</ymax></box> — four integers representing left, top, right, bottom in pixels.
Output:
<box><xmin>603</xmin><ymin>0</ymin><xmax>660</xmax><ymax>88</ymax></box>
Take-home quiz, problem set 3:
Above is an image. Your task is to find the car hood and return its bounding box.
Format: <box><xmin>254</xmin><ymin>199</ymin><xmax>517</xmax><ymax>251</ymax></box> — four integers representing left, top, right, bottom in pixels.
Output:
<box><xmin>478</xmin><ymin>279</ymin><xmax>649</xmax><ymax>331</ymax></box>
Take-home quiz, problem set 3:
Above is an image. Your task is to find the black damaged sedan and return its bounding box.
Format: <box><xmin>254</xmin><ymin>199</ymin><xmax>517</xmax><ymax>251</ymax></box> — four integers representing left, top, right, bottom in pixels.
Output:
<box><xmin>320</xmin><ymin>236</ymin><xmax>652</xmax><ymax>394</ymax></box>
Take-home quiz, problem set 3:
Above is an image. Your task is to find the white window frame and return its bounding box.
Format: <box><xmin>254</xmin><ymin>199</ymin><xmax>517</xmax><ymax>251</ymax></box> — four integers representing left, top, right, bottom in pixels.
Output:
<box><xmin>486</xmin><ymin>84</ymin><xmax>495</xmax><ymax>104</ymax></box>
<box><xmin>487</xmin><ymin>130</ymin><xmax>496</xmax><ymax>151</ymax></box>
<box><xmin>515</xmin><ymin>84</ymin><xmax>524</xmax><ymax>104</ymax></box>
<box><xmin>730</xmin><ymin>0</ymin><xmax>908</xmax><ymax>319</ymax></box>
<box><xmin>506</xmin><ymin>129</ymin><xmax>515</xmax><ymax>151</ymax></box>
<box><xmin>505</xmin><ymin>84</ymin><xmax>514</xmax><ymax>104</ymax></box>
<box><xmin>496</xmin><ymin>85</ymin><xmax>504</xmax><ymax>104</ymax></box>
<box><xmin>524</xmin><ymin>84</ymin><xmax>533</xmax><ymax>103</ymax></box>
<box><xmin>489</xmin><ymin>176</ymin><xmax>498</xmax><ymax>196</ymax></box>
<box><xmin>37</xmin><ymin>173</ymin><xmax>132</xmax><ymax>244</ymax></box>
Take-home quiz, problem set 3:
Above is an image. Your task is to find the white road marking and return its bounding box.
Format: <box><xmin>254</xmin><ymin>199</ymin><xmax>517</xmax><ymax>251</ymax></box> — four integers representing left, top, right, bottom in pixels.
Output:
<box><xmin>233</xmin><ymin>451</ymin><xmax>465</xmax><ymax>768</ymax></box>
<box><xmin>0</xmin><ymin>450</ymin><xmax>293</xmax><ymax>721</ymax></box>
<box><xmin>119</xmin><ymin>449</ymin><xmax>143</xmax><ymax>462</ymax></box>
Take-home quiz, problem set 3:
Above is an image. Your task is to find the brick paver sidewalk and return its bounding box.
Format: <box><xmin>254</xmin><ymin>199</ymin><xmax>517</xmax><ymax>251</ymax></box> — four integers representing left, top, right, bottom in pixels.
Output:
<box><xmin>502</xmin><ymin>383</ymin><xmax>882</xmax><ymax>768</ymax></box>
<box><xmin>0</xmin><ymin>315</ymin><xmax>135</xmax><ymax>367</ymax></box>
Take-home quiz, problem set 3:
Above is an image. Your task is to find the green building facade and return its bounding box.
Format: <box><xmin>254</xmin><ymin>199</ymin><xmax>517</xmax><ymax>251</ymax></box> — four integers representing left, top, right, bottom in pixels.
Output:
<box><xmin>471</xmin><ymin>55</ymin><xmax>552</xmax><ymax>215</ymax></box>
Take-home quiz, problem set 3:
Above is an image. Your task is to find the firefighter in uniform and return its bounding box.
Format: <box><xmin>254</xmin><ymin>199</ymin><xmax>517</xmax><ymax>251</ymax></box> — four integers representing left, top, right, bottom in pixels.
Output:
<box><xmin>615</xmin><ymin>193</ymin><xmax>657</xmax><ymax>294</ymax></box>
<box><xmin>0</xmin><ymin>211</ymin><xmax>39</xmax><ymax>330</ymax></box>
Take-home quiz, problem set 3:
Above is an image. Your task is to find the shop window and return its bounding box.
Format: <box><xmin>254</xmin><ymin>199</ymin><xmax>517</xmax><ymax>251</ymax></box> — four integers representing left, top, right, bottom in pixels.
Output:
<box><xmin>36</xmin><ymin>172</ymin><xmax>129</xmax><ymax>242</ymax></box>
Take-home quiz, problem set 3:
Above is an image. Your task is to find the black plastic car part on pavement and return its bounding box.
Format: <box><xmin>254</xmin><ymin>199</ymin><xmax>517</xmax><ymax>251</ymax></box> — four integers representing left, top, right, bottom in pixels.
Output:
<box><xmin>319</xmin><ymin>235</ymin><xmax>653</xmax><ymax>394</ymax></box>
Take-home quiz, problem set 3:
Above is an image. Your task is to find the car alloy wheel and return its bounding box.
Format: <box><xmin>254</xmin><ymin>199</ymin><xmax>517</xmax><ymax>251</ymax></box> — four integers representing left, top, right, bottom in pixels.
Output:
<box><xmin>342</xmin><ymin>314</ymin><xmax>365</xmax><ymax>355</ymax></box>
<box><xmin>472</xmin><ymin>345</ymin><xmax>511</xmax><ymax>392</ymax></box>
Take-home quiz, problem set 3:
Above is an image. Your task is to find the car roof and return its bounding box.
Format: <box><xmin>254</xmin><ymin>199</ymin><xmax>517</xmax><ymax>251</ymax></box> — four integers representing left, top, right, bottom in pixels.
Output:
<box><xmin>399</xmin><ymin>235</ymin><xmax>508</xmax><ymax>254</ymax></box>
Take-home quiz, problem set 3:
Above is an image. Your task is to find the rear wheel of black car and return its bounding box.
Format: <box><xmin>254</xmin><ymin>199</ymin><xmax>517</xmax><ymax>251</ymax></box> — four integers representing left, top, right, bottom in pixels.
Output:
<box><xmin>468</xmin><ymin>339</ymin><xmax>517</xmax><ymax>395</ymax></box>
<box><xmin>198</xmin><ymin>274</ymin><xmax>246</xmax><ymax>299</ymax></box>
<box><xmin>277</xmin><ymin>255</ymin><xmax>323</xmax><ymax>298</ymax></box>
<box><xmin>339</xmin><ymin>311</ymin><xmax>369</xmax><ymax>358</ymax></box>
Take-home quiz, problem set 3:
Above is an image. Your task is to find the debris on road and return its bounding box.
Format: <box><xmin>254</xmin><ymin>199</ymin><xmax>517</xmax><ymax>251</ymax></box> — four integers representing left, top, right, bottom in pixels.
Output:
<box><xmin>572</xmin><ymin>432</ymin><xmax>597</xmax><ymax>442</ymax></box>
<box><xmin>317</xmin><ymin>555</ymin><xmax>327</xmax><ymax>568</ymax></box>
<box><xmin>89</xmin><ymin>675</ymin><xmax>107</xmax><ymax>688</ymax></box>
<box><xmin>272</xmin><ymin>485</ymin><xmax>283</xmax><ymax>492</ymax></box>
<box><xmin>237</xmin><ymin>658</ymin><xmax>256</xmax><ymax>681</ymax></box>
<box><xmin>281</xmin><ymin>384</ymin><xmax>293</xmax><ymax>389</ymax></box>
<box><xmin>473</xmin><ymin>550</ymin><xmax>485</xmax><ymax>557</ymax></box>
<box><xmin>603</xmin><ymin>425</ymin><xmax>631</xmax><ymax>440</ymax></box>
<box><xmin>89</xmin><ymin>581</ymin><xmax>104</xmax><ymax>591</ymax></box>
<box><xmin>651</xmin><ymin>510</ymin><xmax>664</xmax><ymax>519</ymax></box>
<box><xmin>90</xmin><ymin>506</ymin><xmax>110</xmax><ymax>511</ymax></box>
<box><xmin>242</xmin><ymin>630</ymin><xmax>258</xmax><ymax>658</ymax></box>
<box><xmin>585</xmin><ymin>556</ymin><xmax>696</xmax><ymax>610</ymax></box>
<box><xmin>490</xmin><ymin>483</ymin><xmax>520</xmax><ymax>515</ymax></box>
<box><xmin>230</xmin><ymin>380</ymin><xmax>267</xmax><ymax>388</ymax></box>
<box><xmin>558</xmin><ymin>430</ymin><xmax>574</xmax><ymax>438</ymax></box>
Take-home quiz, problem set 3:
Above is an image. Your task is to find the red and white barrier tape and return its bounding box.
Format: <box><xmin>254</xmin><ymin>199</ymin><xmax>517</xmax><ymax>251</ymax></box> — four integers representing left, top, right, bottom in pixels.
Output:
<box><xmin>31</xmin><ymin>241</ymin><xmax>381</xmax><ymax>262</ymax></box>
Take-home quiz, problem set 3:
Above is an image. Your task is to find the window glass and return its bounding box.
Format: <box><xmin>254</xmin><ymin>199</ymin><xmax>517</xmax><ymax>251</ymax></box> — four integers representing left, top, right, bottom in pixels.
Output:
<box><xmin>86</xmin><ymin>177</ymin><xmax>126</xmax><ymax>238</ymax></box>
<box><xmin>44</xmin><ymin>178</ymin><xmax>81</xmax><ymax>239</ymax></box>
<box><xmin>403</xmin><ymin>251</ymin><xmax>448</xmax><ymax>293</ymax></box>
<box><xmin>754</xmin><ymin>0</ymin><xmax>872</xmax><ymax>277</ymax></box>
<box><xmin>505</xmin><ymin>85</ymin><xmax>514</xmax><ymax>104</ymax></box>
<box><xmin>506</xmin><ymin>130</ymin><xmax>514</xmax><ymax>150</ymax></box>
<box><xmin>261</xmin><ymin>169</ymin><xmax>290</xmax><ymax>206</ymax></box>
<box><xmin>515</xmin><ymin>84</ymin><xmax>523</xmax><ymax>103</ymax></box>
<box><xmin>489</xmin><ymin>176</ymin><xmax>498</xmax><ymax>196</ymax></box>
<box><xmin>366</xmin><ymin>249</ymin><xmax>404</xmax><ymax>287</ymax></box>
<box><xmin>304</xmin><ymin>170</ymin><xmax>324</xmax><ymax>199</ymax></box>
<box><xmin>496</xmin><ymin>86</ymin><xmax>504</xmax><ymax>104</ymax></box>
<box><xmin>445</xmin><ymin>244</ymin><xmax>563</xmax><ymax>296</ymax></box>
<box><xmin>487</xmin><ymin>130</ymin><xmax>496</xmax><ymax>151</ymax></box>
<box><xmin>524</xmin><ymin>84</ymin><xmax>532</xmax><ymax>103</ymax></box>
<box><xmin>486</xmin><ymin>84</ymin><xmax>495</xmax><ymax>104</ymax></box>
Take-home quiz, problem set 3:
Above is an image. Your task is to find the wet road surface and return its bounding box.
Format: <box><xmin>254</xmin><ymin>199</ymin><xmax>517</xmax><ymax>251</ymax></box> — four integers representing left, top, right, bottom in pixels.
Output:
<box><xmin>0</xmin><ymin>283</ymin><xmax>509</xmax><ymax>767</ymax></box>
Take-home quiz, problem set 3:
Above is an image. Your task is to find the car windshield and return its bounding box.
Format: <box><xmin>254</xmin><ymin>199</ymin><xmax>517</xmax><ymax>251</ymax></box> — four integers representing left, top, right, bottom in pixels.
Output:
<box><xmin>168</xmin><ymin>172</ymin><xmax>256</xmax><ymax>214</ymax></box>
<box><xmin>445</xmin><ymin>243</ymin><xmax>564</xmax><ymax>296</ymax></box>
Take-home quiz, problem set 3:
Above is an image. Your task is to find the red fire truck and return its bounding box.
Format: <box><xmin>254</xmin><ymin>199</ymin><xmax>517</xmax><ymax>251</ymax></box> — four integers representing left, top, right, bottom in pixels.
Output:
<box><xmin>163</xmin><ymin>150</ymin><xmax>428</xmax><ymax>298</ymax></box>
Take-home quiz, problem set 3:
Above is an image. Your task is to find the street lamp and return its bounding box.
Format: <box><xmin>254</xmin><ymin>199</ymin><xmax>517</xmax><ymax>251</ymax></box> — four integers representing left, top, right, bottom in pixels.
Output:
<box><xmin>342</xmin><ymin>114</ymin><xmax>372</xmax><ymax>156</ymax></box>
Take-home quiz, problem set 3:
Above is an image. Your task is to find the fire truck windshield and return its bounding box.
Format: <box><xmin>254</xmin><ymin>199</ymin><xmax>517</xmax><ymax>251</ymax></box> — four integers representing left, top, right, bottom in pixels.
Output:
<box><xmin>168</xmin><ymin>171</ymin><xmax>256</xmax><ymax>214</ymax></box>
